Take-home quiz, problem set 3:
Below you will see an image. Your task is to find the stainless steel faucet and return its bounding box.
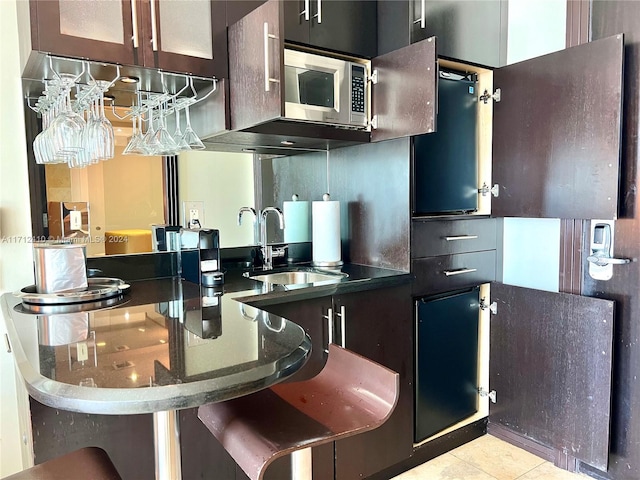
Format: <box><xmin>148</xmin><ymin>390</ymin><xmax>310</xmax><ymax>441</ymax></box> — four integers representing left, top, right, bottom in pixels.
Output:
<box><xmin>260</xmin><ymin>207</ymin><xmax>285</xmax><ymax>269</ymax></box>
<box><xmin>237</xmin><ymin>207</ymin><xmax>258</xmax><ymax>245</ymax></box>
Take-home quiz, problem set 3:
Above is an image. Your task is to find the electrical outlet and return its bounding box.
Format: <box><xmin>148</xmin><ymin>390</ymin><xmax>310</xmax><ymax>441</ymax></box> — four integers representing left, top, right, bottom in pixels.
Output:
<box><xmin>70</xmin><ymin>210</ymin><xmax>82</xmax><ymax>231</ymax></box>
<box><xmin>183</xmin><ymin>201</ymin><xmax>204</xmax><ymax>228</ymax></box>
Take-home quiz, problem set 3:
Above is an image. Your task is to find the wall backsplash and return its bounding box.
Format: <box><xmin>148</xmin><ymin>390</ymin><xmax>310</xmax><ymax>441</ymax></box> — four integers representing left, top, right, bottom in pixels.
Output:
<box><xmin>262</xmin><ymin>138</ymin><xmax>411</xmax><ymax>272</ymax></box>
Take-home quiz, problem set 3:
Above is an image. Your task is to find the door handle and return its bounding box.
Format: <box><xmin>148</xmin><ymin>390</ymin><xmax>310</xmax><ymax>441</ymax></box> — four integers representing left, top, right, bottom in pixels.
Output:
<box><xmin>323</xmin><ymin>307</ymin><xmax>334</xmax><ymax>352</ymax></box>
<box><xmin>445</xmin><ymin>235</ymin><xmax>478</xmax><ymax>241</ymax></box>
<box><xmin>149</xmin><ymin>0</ymin><xmax>158</xmax><ymax>51</ymax></box>
<box><xmin>313</xmin><ymin>0</ymin><xmax>322</xmax><ymax>24</ymax></box>
<box><xmin>130</xmin><ymin>0</ymin><xmax>139</xmax><ymax>48</ymax></box>
<box><xmin>443</xmin><ymin>268</ymin><xmax>477</xmax><ymax>276</ymax></box>
<box><xmin>263</xmin><ymin>22</ymin><xmax>280</xmax><ymax>92</ymax></box>
<box><xmin>588</xmin><ymin>220</ymin><xmax>632</xmax><ymax>280</ymax></box>
<box><xmin>300</xmin><ymin>0</ymin><xmax>310</xmax><ymax>21</ymax></box>
<box><xmin>413</xmin><ymin>0</ymin><xmax>426</xmax><ymax>29</ymax></box>
<box><xmin>587</xmin><ymin>255</ymin><xmax>631</xmax><ymax>266</ymax></box>
<box><xmin>335</xmin><ymin>305</ymin><xmax>346</xmax><ymax>347</ymax></box>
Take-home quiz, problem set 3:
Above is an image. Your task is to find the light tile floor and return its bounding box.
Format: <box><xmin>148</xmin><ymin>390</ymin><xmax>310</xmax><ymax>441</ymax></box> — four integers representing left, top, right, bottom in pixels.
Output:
<box><xmin>392</xmin><ymin>435</ymin><xmax>586</xmax><ymax>480</ymax></box>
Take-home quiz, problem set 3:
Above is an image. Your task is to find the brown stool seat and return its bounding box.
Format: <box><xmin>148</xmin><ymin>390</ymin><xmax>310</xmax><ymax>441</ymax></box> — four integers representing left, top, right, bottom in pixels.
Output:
<box><xmin>197</xmin><ymin>344</ymin><xmax>400</xmax><ymax>480</ymax></box>
<box><xmin>5</xmin><ymin>447</ymin><xmax>122</xmax><ymax>480</ymax></box>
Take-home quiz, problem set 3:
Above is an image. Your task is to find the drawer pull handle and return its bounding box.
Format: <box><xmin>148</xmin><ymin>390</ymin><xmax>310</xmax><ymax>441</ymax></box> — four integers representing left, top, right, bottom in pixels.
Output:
<box><xmin>444</xmin><ymin>268</ymin><xmax>477</xmax><ymax>276</ymax></box>
<box><xmin>445</xmin><ymin>235</ymin><xmax>478</xmax><ymax>241</ymax></box>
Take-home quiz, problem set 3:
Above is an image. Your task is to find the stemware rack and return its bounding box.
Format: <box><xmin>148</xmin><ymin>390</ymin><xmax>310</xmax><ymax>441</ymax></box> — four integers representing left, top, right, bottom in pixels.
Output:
<box><xmin>23</xmin><ymin>55</ymin><xmax>217</xmax><ymax>163</ymax></box>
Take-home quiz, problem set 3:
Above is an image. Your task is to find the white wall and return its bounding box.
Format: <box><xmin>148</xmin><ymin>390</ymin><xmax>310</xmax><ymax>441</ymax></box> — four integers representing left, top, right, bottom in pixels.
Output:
<box><xmin>507</xmin><ymin>0</ymin><xmax>567</xmax><ymax>64</ymax></box>
<box><xmin>500</xmin><ymin>0</ymin><xmax>566</xmax><ymax>293</ymax></box>
<box><xmin>0</xmin><ymin>0</ymin><xmax>36</xmax><ymax>476</ymax></box>
<box><xmin>178</xmin><ymin>151</ymin><xmax>255</xmax><ymax>247</ymax></box>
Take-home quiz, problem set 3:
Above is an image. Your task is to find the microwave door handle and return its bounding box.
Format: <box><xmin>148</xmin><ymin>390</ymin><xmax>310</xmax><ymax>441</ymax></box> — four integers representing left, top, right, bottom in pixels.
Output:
<box><xmin>263</xmin><ymin>22</ymin><xmax>280</xmax><ymax>92</ymax></box>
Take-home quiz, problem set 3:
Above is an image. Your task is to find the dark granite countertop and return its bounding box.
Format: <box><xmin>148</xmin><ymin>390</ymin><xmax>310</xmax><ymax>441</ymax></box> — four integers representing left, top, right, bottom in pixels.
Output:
<box><xmin>3</xmin><ymin>263</ymin><xmax>408</xmax><ymax>416</ymax></box>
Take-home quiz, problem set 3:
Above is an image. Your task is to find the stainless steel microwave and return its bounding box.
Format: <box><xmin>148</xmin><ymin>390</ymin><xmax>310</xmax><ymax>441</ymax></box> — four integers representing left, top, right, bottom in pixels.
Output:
<box><xmin>284</xmin><ymin>48</ymin><xmax>369</xmax><ymax>129</ymax></box>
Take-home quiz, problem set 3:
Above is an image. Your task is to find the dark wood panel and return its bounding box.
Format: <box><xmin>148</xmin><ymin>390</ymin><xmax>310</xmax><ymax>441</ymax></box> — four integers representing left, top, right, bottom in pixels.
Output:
<box><xmin>492</xmin><ymin>34</ymin><xmax>624</xmax><ymax>219</ymax></box>
<box><xmin>411</xmin><ymin>0</ymin><xmax>508</xmax><ymax>67</ymax></box>
<box><xmin>583</xmin><ymin>4</ymin><xmax>640</xmax><ymax>478</ymax></box>
<box><xmin>227</xmin><ymin>0</ymin><xmax>267</xmax><ymax>27</ymax></box>
<box><xmin>282</xmin><ymin>0</ymin><xmax>309</xmax><ymax>46</ymax></box>
<box><xmin>558</xmin><ymin>219</ymin><xmax>584</xmax><ymax>295</ymax></box>
<box><xmin>229</xmin><ymin>0</ymin><xmax>284</xmax><ymax>131</ymax></box>
<box><xmin>371</xmin><ymin>37</ymin><xmax>437</xmax><ymax>142</ymax></box>
<box><xmin>257</xmin><ymin>296</ymin><xmax>331</xmax><ymax>383</ymax></box>
<box><xmin>376</xmin><ymin>0</ymin><xmax>410</xmax><ymax>56</ymax></box>
<box><xmin>489</xmin><ymin>283</ymin><xmax>615</xmax><ymax>470</ymax></box>
<box><xmin>412</xmin><ymin>218</ymin><xmax>497</xmax><ymax>258</ymax></box>
<box><xmin>308</xmin><ymin>0</ymin><xmax>378</xmax><ymax>59</ymax></box>
<box><xmin>179</xmin><ymin>407</ymin><xmax>237</xmax><ymax>480</ymax></box>
<box><xmin>412</xmin><ymin>250</ymin><xmax>496</xmax><ymax>295</ymax></box>
<box><xmin>29</xmin><ymin>398</ymin><xmax>154</xmax><ymax>479</ymax></box>
<box><xmin>263</xmin><ymin>138</ymin><xmax>411</xmax><ymax>271</ymax></box>
<box><xmin>334</xmin><ymin>285</ymin><xmax>413</xmax><ymax>479</ymax></box>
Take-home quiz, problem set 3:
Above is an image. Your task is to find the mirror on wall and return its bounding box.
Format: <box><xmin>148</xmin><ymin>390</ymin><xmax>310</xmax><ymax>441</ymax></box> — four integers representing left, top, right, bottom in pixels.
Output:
<box><xmin>34</xmin><ymin>108</ymin><xmax>258</xmax><ymax>257</ymax></box>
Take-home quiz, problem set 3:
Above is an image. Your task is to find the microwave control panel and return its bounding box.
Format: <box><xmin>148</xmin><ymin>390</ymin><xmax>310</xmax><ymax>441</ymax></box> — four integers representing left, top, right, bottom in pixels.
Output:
<box><xmin>351</xmin><ymin>64</ymin><xmax>366</xmax><ymax>115</ymax></box>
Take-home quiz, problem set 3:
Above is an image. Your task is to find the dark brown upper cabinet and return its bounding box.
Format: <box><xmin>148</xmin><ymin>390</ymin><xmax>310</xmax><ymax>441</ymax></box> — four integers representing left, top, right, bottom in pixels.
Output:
<box><xmin>489</xmin><ymin>283</ymin><xmax>615</xmax><ymax>471</ymax></box>
<box><xmin>25</xmin><ymin>0</ymin><xmax>226</xmax><ymax>78</ymax></box>
<box><xmin>492</xmin><ymin>34</ymin><xmax>624</xmax><ymax>220</ymax></box>
<box><xmin>228</xmin><ymin>0</ymin><xmax>436</xmax><ymax>148</ymax></box>
<box><xmin>283</xmin><ymin>0</ymin><xmax>378</xmax><ymax>59</ymax></box>
<box><xmin>377</xmin><ymin>0</ymin><xmax>507</xmax><ymax>67</ymax></box>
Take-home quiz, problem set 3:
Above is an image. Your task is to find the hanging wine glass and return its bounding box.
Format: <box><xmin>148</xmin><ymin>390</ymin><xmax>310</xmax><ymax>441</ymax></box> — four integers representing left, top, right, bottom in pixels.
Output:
<box><xmin>180</xmin><ymin>101</ymin><xmax>205</xmax><ymax>150</ymax></box>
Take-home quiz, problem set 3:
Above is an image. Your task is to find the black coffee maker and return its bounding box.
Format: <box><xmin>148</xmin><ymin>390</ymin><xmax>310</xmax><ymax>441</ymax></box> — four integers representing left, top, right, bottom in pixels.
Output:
<box><xmin>181</xmin><ymin>229</ymin><xmax>222</xmax><ymax>286</ymax></box>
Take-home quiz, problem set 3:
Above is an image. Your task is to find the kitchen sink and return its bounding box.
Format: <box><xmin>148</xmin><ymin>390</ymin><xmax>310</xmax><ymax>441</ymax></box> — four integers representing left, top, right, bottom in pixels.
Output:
<box><xmin>244</xmin><ymin>268</ymin><xmax>347</xmax><ymax>286</ymax></box>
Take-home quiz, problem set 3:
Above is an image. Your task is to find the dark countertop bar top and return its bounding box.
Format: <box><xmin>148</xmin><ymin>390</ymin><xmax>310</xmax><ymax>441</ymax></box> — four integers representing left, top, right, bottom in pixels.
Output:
<box><xmin>3</xmin><ymin>263</ymin><xmax>409</xmax><ymax>416</ymax></box>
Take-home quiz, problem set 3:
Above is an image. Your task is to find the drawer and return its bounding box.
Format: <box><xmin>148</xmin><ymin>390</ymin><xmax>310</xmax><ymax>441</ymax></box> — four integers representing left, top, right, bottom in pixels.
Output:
<box><xmin>411</xmin><ymin>218</ymin><xmax>497</xmax><ymax>258</ymax></box>
<box><xmin>412</xmin><ymin>250</ymin><xmax>496</xmax><ymax>295</ymax></box>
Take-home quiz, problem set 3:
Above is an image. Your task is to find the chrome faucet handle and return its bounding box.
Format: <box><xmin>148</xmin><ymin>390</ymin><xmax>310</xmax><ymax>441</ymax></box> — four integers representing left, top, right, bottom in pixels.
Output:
<box><xmin>237</xmin><ymin>206</ymin><xmax>257</xmax><ymax>226</ymax></box>
<box><xmin>261</xmin><ymin>206</ymin><xmax>285</xmax><ymax>229</ymax></box>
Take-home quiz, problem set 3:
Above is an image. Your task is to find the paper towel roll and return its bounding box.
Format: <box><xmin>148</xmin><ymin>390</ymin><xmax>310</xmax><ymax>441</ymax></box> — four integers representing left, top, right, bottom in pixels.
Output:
<box><xmin>283</xmin><ymin>199</ymin><xmax>311</xmax><ymax>243</ymax></box>
<box><xmin>312</xmin><ymin>198</ymin><xmax>342</xmax><ymax>266</ymax></box>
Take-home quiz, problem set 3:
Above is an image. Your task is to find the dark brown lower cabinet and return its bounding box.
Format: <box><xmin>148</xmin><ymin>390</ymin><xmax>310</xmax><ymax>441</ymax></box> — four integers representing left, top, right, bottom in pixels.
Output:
<box><xmin>489</xmin><ymin>283</ymin><xmax>615</xmax><ymax>471</ymax></box>
<box><xmin>253</xmin><ymin>283</ymin><xmax>414</xmax><ymax>480</ymax></box>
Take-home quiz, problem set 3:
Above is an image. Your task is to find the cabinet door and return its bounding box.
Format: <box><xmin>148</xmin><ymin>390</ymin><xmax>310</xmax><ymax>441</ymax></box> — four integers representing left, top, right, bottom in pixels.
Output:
<box><xmin>371</xmin><ymin>37</ymin><xmax>437</xmax><ymax>142</ymax></box>
<box><xmin>333</xmin><ymin>284</ymin><xmax>413</xmax><ymax>480</ymax></box>
<box><xmin>283</xmin><ymin>0</ymin><xmax>310</xmax><ymax>46</ymax></box>
<box><xmin>32</xmin><ymin>0</ymin><xmax>137</xmax><ymax>66</ymax></box>
<box><xmin>228</xmin><ymin>0</ymin><xmax>284</xmax><ymax>131</ymax></box>
<box><xmin>411</xmin><ymin>0</ymin><xmax>507</xmax><ymax>67</ymax></box>
<box><xmin>489</xmin><ymin>283</ymin><xmax>615</xmax><ymax>470</ymax></box>
<box><xmin>309</xmin><ymin>0</ymin><xmax>378</xmax><ymax>59</ymax></box>
<box><xmin>148</xmin><ymin>0</ymin><xmax>226</xmax><ymax>77</ymax></box>
<box><xmin>492</xmin><ymin>34</ymin><xmax>624</xmax><ymax>219</ymax></box>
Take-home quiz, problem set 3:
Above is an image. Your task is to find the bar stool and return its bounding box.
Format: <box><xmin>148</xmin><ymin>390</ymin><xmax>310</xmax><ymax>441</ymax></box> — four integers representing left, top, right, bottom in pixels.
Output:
<box><xmin>4</xmin><ymin>447</ymin><xmax>122</xmax><ymax>480</ymax></box>
<box><xmin>198</xmin><ymin>344</ymin><xmax>400</xmax><ymax>480</ymax></box>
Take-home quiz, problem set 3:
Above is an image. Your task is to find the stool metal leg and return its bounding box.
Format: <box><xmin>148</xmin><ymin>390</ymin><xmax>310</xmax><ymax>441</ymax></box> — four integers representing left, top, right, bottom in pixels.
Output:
<box><xmin>291</xmin><ymin>447</ymin><xmax>312</xmax><ymax>480</ymax></box>
<box><xmin>153</xmin><ymin>410</ymin><xmax>182</xmax><ymax>480</ymax></box>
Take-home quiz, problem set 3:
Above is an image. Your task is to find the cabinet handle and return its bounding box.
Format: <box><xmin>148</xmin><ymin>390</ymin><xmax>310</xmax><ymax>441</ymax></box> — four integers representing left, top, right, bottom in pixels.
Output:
<box><xmin>130</xmin><ymin>0</ymin><xmax>139</xmax><ymax>48</ymax></box>
<box><xmin>300</xmin><ymin>0</ymin><xmax>310</xmax><ymax>21</ymax></box>
<box><xmin>443</xmin><ymin>268</ymin><xmax>477</xmax><ymax>276</ymax></box>
<box><xmin>313</xmin><ymin>0</ymin><xmax>322</xmax><ymax>24</ymax></box>
<box><xmin>335</xmin><ymin>305</ymin><xmax>346</xmax><ymax>347</ymax></box>
<box><xmin>323</xmin><ymin>307</ymin><xmax>334</xmax><ymax>349</ymax></box>
<box><xmin>413</xmin><ymin>0</ymin><xmax>426</xmax><ymax>29</ymax></box>
<box><xmin>445</xmin><ymin>235</ymin><xmax>479</xmax><ymax>241</ymax></box>
<box><xmin>150</xmin><ymin>0</ymin><xmax>158</xmax><ymax>51</ymax></box>
<box><xmin>263</xmin><ymin>22</ymin><xmax>280</xmax><ymax>92</ymax></box>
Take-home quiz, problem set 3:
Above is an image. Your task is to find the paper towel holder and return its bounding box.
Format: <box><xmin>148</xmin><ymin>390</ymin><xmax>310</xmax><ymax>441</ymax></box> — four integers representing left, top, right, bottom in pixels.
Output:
<box><xmin>312</xmin><ymin>193</ymin><xmax>343</xmax><ymax>268</ymax></box>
